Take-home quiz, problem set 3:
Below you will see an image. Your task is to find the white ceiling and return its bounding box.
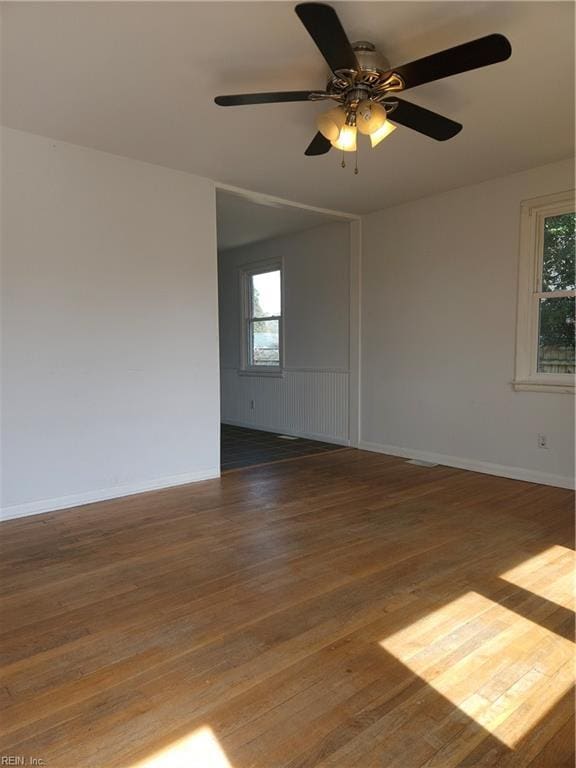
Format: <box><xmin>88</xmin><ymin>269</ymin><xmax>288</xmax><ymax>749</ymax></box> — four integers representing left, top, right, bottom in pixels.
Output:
<box><xmin>216</xmin><ymin>190</ymin><xmax>348</xmax><ymax>250</ymax></box>
<box><xmin>2</xmin><ymin>2</ymin><xmax>574</xmax><ymax>214</ymax></box>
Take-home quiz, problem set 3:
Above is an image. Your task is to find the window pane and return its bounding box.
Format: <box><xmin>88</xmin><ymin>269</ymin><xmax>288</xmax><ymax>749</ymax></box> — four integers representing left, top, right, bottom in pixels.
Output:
<box><xmin>542</xmin><ymin>213</ymin><xmax>575</xmax><ymax>291</ymax></box>
<box><xmin>251</xmin><ymin>319</ymin><xmax>280</xmax><ymax>366</ymax></box>
<box><xmin>538</xmin><ymin>296</ymin><xmax>575</xmax><ymax>373</ymax></box>
<box><xmin>251</xmin><ymin>270</ymin><xmax>281</xmax><ymax>318</ymax></box>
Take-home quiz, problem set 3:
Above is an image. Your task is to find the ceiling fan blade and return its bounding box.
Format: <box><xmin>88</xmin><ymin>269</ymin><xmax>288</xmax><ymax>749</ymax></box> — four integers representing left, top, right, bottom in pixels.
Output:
<box><xmin>305</xmin><ymin>132</ymin><xmax>332</xmax><ymax>156</ymax></box>
<box><xmin>214</xmin><ymin>91</ymin><xmax>318</xmax><ymax>106</ymax></box>
<box><xmin>295</xmin><ymin>3</ymin><xmax>358</xmax><ymax>73</ymax></box>
<box><xmin>389</xmin><ymin>34</ymin><xmax>512</xmax><ymax>91</ymax></box>
<box><xmin>388</xmin><ymin>98</ymin><xmax>462</xmax><ymax>141</ymax></box>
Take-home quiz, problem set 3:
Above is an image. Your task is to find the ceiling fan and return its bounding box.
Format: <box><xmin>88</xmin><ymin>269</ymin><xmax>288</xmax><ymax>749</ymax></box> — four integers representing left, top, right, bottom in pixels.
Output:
<box><xmin>214</xmin><ymin>3</ymin><xmax>512</xmax><ymax>171</ymax></box>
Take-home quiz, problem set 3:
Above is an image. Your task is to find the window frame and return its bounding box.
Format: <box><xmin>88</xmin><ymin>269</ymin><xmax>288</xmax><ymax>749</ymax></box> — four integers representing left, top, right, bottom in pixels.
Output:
<box><xmin>513</xmin><ymin>189</ymin><xmax>575</xmax><ymax>393</ymax></box>
<box><xmin>239</xmin><ymin>259</ymin><xmax>284</xmax><ymax>375</ymax></box>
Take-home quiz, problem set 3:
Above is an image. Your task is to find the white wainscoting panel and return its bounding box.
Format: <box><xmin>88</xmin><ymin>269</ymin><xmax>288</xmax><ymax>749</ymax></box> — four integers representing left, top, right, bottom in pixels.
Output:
<box><xmin>221</xmin><ymin>368</ymin><xmax>349</xmax><ymax>444</ymax></box>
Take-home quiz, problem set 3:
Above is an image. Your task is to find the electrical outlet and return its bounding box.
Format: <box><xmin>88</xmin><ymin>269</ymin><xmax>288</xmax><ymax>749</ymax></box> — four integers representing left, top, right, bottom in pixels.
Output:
<box><xmin>537</xmin><ymin>433</ymin><xmax>548</xmax><ymax>449</ymax></box>
<box><xmin>250</xmin><ymin>399</ymin><xmax>255</xmax><ymax>410</ymax></box>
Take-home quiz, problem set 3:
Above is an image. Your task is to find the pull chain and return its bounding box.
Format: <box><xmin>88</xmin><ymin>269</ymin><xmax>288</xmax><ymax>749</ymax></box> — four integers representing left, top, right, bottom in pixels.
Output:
<box><xmin>341</xmin><ymin>150</ymin><xmax>346</xmax><ymax>169</ymax></box>
<box><xmin>354</xmin><ymin>148</ymin><xmax>359</xmax><ymax>175</ymax></box>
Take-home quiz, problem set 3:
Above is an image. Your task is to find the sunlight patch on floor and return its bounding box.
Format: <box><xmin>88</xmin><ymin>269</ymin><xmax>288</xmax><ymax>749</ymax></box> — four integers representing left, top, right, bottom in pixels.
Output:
<box><xmin>499</xmin><ymin>545</ymin><xmax>575</xmax><ymax>605</ymax></box>
<box><xmin>131</xmin><ymin>726</ymin><xmax>233</xmax><ymax>768</ymax></box>
<box><xmin>379</xmin><ymin>589</ymin><xmax>573</xmax><ymax>748</ymax></box>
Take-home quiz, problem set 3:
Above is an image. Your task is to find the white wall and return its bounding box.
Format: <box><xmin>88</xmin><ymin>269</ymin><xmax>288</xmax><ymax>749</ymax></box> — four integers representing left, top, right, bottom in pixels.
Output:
<box><xmin>218</xmin><ymin>221</ymin><xmax>351</xmax><ymax>442</ymax></box>
<box><xmin>361</xmin><ymin>157</ymin><xmax>575</xmax><ymax>488</ymax></box>
<box><xmin>1</xmin><ymin>128</ymin><xmax>220</xmax><ymax>518</ymax></box>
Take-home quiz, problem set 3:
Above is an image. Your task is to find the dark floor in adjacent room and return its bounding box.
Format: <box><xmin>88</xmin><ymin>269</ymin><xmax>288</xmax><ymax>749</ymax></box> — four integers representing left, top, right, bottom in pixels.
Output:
<box><xmin>220</xmin><ymin>423</ymin><xmax>343</xmax><ymax>471</ymax></box>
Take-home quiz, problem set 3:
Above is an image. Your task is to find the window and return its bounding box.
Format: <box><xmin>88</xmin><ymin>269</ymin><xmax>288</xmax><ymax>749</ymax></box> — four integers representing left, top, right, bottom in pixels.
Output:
<box><xmin>514</xmin><ymin>190</ymin><xmax>575</xmax><ymax>392</ymax></box>
<box><xmin>241</xmin><ymin>263</ymin><xmax>282</xmax><ymax>371</ymax></box>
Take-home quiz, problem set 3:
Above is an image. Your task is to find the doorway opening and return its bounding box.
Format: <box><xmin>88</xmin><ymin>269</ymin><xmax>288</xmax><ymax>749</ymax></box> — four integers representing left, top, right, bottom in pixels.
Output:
<box><xmin>216</xmin><ymin>187</ymin><xmax>358</xmax><ymax>472</ymax></box>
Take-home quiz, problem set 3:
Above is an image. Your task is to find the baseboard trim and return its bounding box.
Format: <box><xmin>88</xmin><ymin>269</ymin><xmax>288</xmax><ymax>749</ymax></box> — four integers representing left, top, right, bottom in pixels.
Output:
<box><xmin>0</xmin><ymin>468</ymin><xmax>221</xmax><ymax>522</ymax></box>
<box><xmin>222</xmin><ymin>419</ymin><xmax>350</xmax><ymax>447</ymax></box>
<box><xmin>358</xmin><ymin>441</ymin><xmax>574</xmax><ymax>490</ymax></box>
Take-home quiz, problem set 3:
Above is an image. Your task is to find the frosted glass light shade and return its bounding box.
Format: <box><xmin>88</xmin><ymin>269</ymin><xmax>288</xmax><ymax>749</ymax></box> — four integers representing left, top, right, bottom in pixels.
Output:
<box><xmin>316</xmin><ymin>106</ymin><xmax>346</xmax><ymax>141</ymax></box>
<box><xmin>331</xmin><ymin>124</ymin><xmax>357</xmax><ymax>152</ymax></box>
<box><xmin>370</xmin><ymin>120</ymin><xmax>397</xmax><ymax>147</ymax></box>
<box><xmin>356</xmin><ymin>100</ymin><xmax>387</xmax><ymax>136</ymax></box>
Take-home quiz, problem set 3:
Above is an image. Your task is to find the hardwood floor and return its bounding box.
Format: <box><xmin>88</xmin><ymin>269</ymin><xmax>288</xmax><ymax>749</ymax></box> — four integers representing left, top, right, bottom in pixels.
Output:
<box><xmin>0</xmin><ymin>449</ymin><xmax>573</xmax><ymax>768</ymax></box>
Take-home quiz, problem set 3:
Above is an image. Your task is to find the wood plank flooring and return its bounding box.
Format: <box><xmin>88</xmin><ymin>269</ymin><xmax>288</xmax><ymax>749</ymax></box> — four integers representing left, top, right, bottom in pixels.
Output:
<box><xmin>0</xmin><ymin>449</ymin><xmax>573</xmax><ymax>768</ymax></box>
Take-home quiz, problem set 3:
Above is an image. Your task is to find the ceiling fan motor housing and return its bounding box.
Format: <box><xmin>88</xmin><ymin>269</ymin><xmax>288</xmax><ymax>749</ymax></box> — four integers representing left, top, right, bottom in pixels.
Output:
<box><xmin>352</xmin><ymin>41</ymin><xmax>391</xmax><ymax>75</ymax></box>
<box><xmin>325</xmin><ymin>40</ymin><xmax>403</xmax><ymax>110</ymax></box>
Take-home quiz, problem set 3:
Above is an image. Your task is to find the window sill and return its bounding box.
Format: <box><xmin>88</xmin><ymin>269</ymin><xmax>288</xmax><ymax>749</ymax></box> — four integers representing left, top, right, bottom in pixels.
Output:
<box><xmin>512</xmin><ymin>378</ymin><xmax>575</xmax><ymax>393</ymax></box>
<box><xmin>238</xmin><ymin>368</ymin><xmax>285</xmax><ymax>378</ymax></box>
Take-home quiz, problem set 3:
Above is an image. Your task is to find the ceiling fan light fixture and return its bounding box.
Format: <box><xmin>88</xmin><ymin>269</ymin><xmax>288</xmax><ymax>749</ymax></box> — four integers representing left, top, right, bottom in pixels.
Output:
<box><xmin>331</xmin><ymin>123</ymin><xmax>357</xmax><ymax>152</ymax></box>
<box><xmin>370</xmin><ymin>120</ymin><xmax>397</xmax><ymax>147</ymax></box>
<box><xmin>214</xmin><ymin>3</ymin><xmax>512</xmax><ymax>164</ymax></box>
<box><xmin>356</xmin><ymin>99</ymin><xmax>387</xmax><ymax>136</ymax></box>
<box><xmin>316</xmin><ymin>106</ymin><xmax>346</xmax><ymax>141</ymax></box>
